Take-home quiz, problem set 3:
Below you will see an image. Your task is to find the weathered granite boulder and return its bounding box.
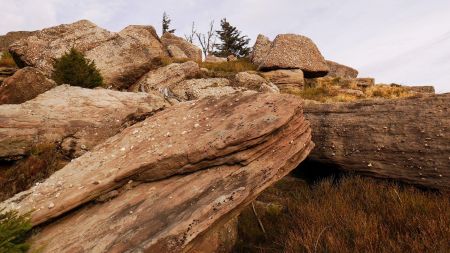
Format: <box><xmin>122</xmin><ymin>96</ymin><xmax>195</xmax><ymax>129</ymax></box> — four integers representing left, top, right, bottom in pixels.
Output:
<box><xmin>260</xmin><ymin>69</ymin><xmax>304</xmax><ymax>93</ymax></box>
<box><xmin>205</xmin><ymin>55</ymin><xmax>227</xmax><ymax>63</ymax></box>
<box><xmin>304</xmin><ymin>94</ymin><xmax>450</xmax><ymax>191</ymax></box>
<box><xmin>0</xmin><ymin>31</ymin><xmax>36</xmax><ymax>51</ymax></box>
<box><xmin>9</xmin><ymin>20</ymin><xmax>167</xmax><ymax>90</ymax></box>
<box><xmin>161</xmin><ymin>32</ymin><xmax>202</xmax><ymax>62</ymax></box>
<box><xmin>234</xmin><ymin>72</ymin><xmax>279</xmax><ymax>93</ymax></box>
<box><xmin>258</xmin><ymin>34</ymin><xmax>329</xmax><ymax>77</ymax></box>
<box><xmin>167</xmin><ymin>45</ymin><xmax>188</xmax><ymax>59</ymax></box>
<box><xmin>0</xmin><ymin>67</ymin><xmax>56</xmax><ymax>104</ymax></box>
<box><xmin>250</xmin><ymin>34</ymin><xmax>271</xmax><ymax>66</ymax></box>
<box><xmin>1</xmin><ymin>92</ymin><xmax>314</xmax><ymax>252</ymax></box>
<box><xmin>0</xmin><ymin>67</ymin><xmax>16</xmax><ymax>84</ymax></box>
<box><xmin>0</xmin><ymin>85</ymin><xmax>168</xmax><ymax>161</ymax></box>
<box><xmin>129</xmin><ymin>61</ymin><xmax>200</xmax><ymax>94</ymax></box>
<box><xmin>326</xmin><ymin>60</ymin><xmax>358</xmax><ymax>78</ymax></box>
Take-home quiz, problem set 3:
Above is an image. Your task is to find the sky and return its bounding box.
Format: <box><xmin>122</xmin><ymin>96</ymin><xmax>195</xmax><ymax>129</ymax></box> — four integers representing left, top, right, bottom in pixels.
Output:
<box><xmin>1</xmin><ymin>0</ymin><xmax>449</xmax><ymax>92</ymax></box>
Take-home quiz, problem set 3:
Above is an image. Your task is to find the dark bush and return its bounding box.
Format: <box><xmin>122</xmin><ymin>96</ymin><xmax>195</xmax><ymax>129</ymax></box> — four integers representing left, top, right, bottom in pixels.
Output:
<box><xmin>52</xmin><ymin>48</ymin><xmax>103</xmax><ymax>88</ymax></box>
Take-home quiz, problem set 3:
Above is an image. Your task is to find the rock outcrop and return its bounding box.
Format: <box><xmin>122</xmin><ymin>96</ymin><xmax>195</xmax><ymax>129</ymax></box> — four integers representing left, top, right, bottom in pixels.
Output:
<box><xmin>0</xmin><ymin>67</ymin><xmax>16</xmax><ymax>84</ymax></box>
<box><xmin>9</xmin><ymin>20</ymin><xmax>167</xmax><ymax>90</ymax></box>
<box><xmin>0</xmin><ymin>85</ymin><xmax>168</xmax><ymax>161</ymax></box>
<box><xmin>326</xmin><ymin>60</ymin><xmax>358</xmax><ymax>78</ymax></box>
<box><xmin>1</xmin><ymin>92</ymin><xmax>314</xmax><ymax>252</ymax></box>
<box><xmin>172</xmin><ymin>78</ymin><xmax>240</xmax><ymax>100</ymax></box>
<box><xmin>0</xmin><ymin>67</ymin><xmax>56</xmax><ymax>104</ymax></box>
<box><xmin>250</xmin><ymin>34</ymin><xmax>271</xmax><ymax>66</ymax></box>
<box><xmin>0</xmin><ymin>31</ymin><xmax>36</xmax><ymax>51</ymax></box>
<box><xmin>129</xmin><ymin>61</ymin><xmax>200</xmax><ymax>94</ymax></box>
<box><xmin>260</xmin><ymin>69</ymin><xmax>304</xmax><ymax>92</ymax></box>
<box><xmin>234</xmin><ymin>72</ymin><xmax>279</xmax><ymax>93</ymax></box>
<box><xmin>258</xmin><ymin>34</ymin><xmax>329</xmax><ymax>77</ymax></box>
<box><xmin>161</xmin><ymin>33</ymin><xmax>202</xmax><ymax>62</ymax></box>
<box><xmin>304</xmin><ymin>94</ymin><xmax>450</xmax><ymax>191</ymax></box>
<box><xmin>167</xmin><ymin>45</ymin><xmax>188</xmax><ymax>59</ymax></box>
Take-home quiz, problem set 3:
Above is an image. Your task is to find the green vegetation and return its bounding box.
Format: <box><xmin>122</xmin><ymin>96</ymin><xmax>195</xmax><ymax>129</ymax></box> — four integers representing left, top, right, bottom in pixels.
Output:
<box><xmin>0</xmin><ymin>209</ymin><xmax>32</xmax><ymax>253</ymax></box>
<box><xmin>214</xmin><ymin>18</ymin><xmax>251</xmax><ymax>58</ymax></box>
<box><xmin>162</xmin><ymin>11</ymin><xmax>175</xmax><ymax>34</ymax></box>
<box><xmin>235</xmin><ymin>175</ymin><xmax>450</xmax><ymax>253</ymax></box>
<box><xmin>52</xmin><ymin>48</ymin><xmax>103</xmax><ymax>88</ymax></box>
<box><xmin>0</xmin><ymin>52</ymin><xmax>17</xmax><ymax>68</ymax></box>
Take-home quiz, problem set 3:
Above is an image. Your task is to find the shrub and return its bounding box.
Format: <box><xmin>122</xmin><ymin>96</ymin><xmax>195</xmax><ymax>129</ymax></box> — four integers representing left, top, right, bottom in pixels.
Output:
<box><xmin>52</xmin><ymin>48</ymin><xmax>103</xmax><ymax>88</ymax></box>
<box><xmin>0</xmin><ymin>52</ymin><xmax>17</xmax><ymax>68</ymax></box>
<box><xmin>0</xmin><ymin>209</ymin><xmax>32</xmax><ymax>253</ymax></box>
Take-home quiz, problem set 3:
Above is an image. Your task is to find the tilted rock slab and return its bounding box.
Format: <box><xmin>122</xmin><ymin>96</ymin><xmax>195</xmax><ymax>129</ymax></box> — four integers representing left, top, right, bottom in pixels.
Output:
<box><xmin>0</xmin><ymin>67</ymin><xmax>56</xmax><ymax>105</ymax></box>
<box><xmin>250</xmin><ymin>34</ymin><xmax>272</xmax><ymax>66</ymax></box>
<box><xmin>325</xmin><ymin>60</ymin><xmax>358</xmax><ymax>78</ymax></box>
<box><xmin>0</xmin><ymin>85</ymin><xmax>168</xmax><ymax>160</ymax></box>
<box><xmin>161</xmin><ymin>33</ymin><xmax>202</xmax><ymax>62</ymax></box>
<box><xmin>304</xmin><ymin>94</ymin><xmax>450</xmax><ymax>191</ymax></box>
<box><xmin>9</xmin><ymin>20</ymin><xmax>167</xmax><ymax>90</ymax></box>
<box><xmin>2</xmin><ymin>92</ymin><xmax>313</xmax><ymax>252</ymax></box>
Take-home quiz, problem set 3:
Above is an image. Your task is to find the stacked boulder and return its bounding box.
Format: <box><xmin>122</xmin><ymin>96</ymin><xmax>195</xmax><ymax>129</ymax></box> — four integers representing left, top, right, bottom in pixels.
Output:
<box><xmin>251</xmin><ymin>34</ymin><xmax>329</xmax><ymax>93</ymax></box>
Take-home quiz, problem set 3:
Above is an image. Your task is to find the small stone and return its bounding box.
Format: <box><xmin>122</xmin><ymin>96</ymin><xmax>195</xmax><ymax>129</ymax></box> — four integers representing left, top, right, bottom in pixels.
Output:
<box><xmin>368</xmin><ymin>163</ymin><xmax>373</xmax><ymax>167</ymax></box>
<box><xmin>120</xmin><ymin>147</ymin><xmax>126</xmax><ymax>151</ymax></box>
<box><xmin>194</xmin><ymin>123</ymin><xmax>200</xmax><ymax>128</ymax></box>
<box><xmin>48</xmin><ymin>202</ymin><xmax>55</xmax><ymax>209</ymax></box>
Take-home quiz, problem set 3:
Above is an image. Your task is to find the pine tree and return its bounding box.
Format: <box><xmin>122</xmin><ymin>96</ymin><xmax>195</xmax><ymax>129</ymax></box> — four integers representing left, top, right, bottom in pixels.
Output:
<box><xmin>52</xmin><ymin>48</ymin><xmax>103</xmax><ymax>88</ymax></box>
<box><xmin>213</xmin><ymin>18</ymin><xmax>250</xmax><ymax>58</ymax></box>
<box><xmin>162</xmin><ymin>12</ymin><xmax>175</xmax><ymax>34</ymax></box>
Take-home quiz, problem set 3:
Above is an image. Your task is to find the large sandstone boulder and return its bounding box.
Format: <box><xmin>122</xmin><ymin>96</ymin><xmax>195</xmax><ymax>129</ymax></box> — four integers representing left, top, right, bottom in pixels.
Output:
<box><xmin>129</xmin><ymin>61</ymin><xmax>200</xmax><ymax>94</ymax></box>
<box><xmin>260</xmin><ymin>69</ymin><xmax>304</xmax><ymax>93</ymax></box>
<box><xmin>0</xmin><ymin>31</ymin><xmax>36</xmax><ymax>51</ymax></box>
<box><xmin>304</xmin><ymin>93</ymin><xmax>450</xmax><ymax>191</ymax></box>
<box><xmin>171</xmin><ymin>78</ymin><xmax>240</xmax><ymax>101</ymax></box>
<box><xmin>0</xmin><ymin>85</ymin><xmax>168</xmax><ymax>161</ymax></box>
<box><xmin>250</xmin><ymin>34</ymin><xmax>272</xmax><ymax>66</ymax></box>
<box><xmin>234</xmin><ymin>72</ymin><xmax>279</xmax><ymax>93</ymax></box>
<box><xmin>326</xmin><ymin>60</ymin><xmax>358</xmax><ymax>78</ymax></box>
<box><xmin>161</xmin><ymin>32</ymin><xmax>202</xmax><ymax>62</ymax></box>
<box><xmin>258</xmin><ymin>34</ymin><xmax>329</xmax><ymax>77</ymax></box>
<box><xmin>167</xmin><ymin>45</ymin><xmax>188</xmax><ymax>59</ymax></box>
<box><xmin>1</xmin><ymin>92</ymin><xmax>314</xmax><ymax>252</ymax></box>
<box><xmin>0</xmin><ymin>67</ymin><xmax>56</xmax><ymax>104</ymax></box>
<box><xmin>9</xmin><ymin>20</ymin><xmax>167</xmax><ymax>90</ymax></box>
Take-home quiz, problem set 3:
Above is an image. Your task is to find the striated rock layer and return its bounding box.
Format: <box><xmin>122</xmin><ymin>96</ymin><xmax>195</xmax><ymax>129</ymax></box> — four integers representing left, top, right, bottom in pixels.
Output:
<box><xmin>0</xmin><ymin>85</ymin><xmax>168</xmax><ymax>161</ymax></box>
<box><xmin>2</xmin><ymin>92</ymin><xmax>313</xmax><ymax>252</ymax></box>
<box><xmin>304</xmin><ymin>94</ymin><xmax>450</xmax><ymax>191</ymax></box>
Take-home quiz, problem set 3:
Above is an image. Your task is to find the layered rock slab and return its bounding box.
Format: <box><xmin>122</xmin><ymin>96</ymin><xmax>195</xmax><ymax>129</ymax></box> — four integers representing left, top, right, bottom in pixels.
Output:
<box><xmin>2</xmin><ymin>92</ymin><xmax>313</xmax><ymax>252</ymax></box>
<box><xmin>0</xmin><ymin>85</ymin><xmax>168</xmax><ymax>160</ymax></box>
<box><xmin>304</xmin><ymin>94</ymin><xmax>450</xmax><ymax>191</ymax></box>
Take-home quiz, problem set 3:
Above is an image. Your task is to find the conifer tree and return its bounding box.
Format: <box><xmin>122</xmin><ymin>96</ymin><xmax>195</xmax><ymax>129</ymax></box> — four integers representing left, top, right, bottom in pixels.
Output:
<box><xmin>162</xmin><ymin>12</ymin><xmax>176</xmax><ymax>34</ymax></box>
<box><xmin>214</xmin><ymin>18</ymin><xmax>250</xmax><ymax>58</ymax></box>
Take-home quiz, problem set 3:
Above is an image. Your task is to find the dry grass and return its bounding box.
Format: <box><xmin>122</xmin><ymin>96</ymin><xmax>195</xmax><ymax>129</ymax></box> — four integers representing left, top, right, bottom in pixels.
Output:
<box><xmin>292</xmin><ymin>77</ymin><xmax>415</xmax><ymax>103</ymax></box>
<box><xmin>0</xmin><ymin>51</ymin><xmax>17</xmax><ymax>67</ymax></box>
<box><xmin>199</xmin><ymin>59</ymin><xmax>257</xmax><ymax>73</ymax></box>
<box><xmin>235</xmin><ymin>175</ymin><xmax>450</xmax><ymax>253</ymax></box>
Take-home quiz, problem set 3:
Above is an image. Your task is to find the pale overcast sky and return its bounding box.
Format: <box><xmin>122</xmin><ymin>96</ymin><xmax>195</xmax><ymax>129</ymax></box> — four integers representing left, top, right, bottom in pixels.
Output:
<box><xmin>1</xmin><ymin>0</ymin><xmax>449</xmax><ymax>92</ymax></box>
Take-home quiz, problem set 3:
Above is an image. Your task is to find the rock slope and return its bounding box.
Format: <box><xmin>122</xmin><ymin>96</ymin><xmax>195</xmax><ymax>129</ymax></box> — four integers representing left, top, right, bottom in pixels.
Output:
<box><xmin>2</xmin><ymin>92</ymin><xmax>313</xmax><ymax>252</ymax></box>
<box><xmin>304</xmin><ymin>94</ymin><xmax>450</xmax><ymax>191</ymax></box>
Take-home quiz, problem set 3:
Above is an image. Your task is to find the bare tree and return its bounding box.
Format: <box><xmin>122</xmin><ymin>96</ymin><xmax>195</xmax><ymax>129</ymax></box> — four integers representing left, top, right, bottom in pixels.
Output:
<box><xmin>184</xmin><ymin>22</ymin><xmax>196</xmax><ymax>43</ymax></box>
<box><xmin>195</xmin><ymin>20</ymin><xmax>217</xmax><ymax>58</ymax></box>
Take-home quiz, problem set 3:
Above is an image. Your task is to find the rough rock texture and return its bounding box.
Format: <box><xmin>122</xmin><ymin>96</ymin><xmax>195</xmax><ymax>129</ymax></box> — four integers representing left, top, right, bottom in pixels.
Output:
<box><xmin>250</xmin><ymin>34</ymin><xmax>272</xmax><ymax>66</ymax></box>
<box><xmin>234</xmin><ymin>72</ymin><xmax>279</xmax><ymax>93</ymax></box>
<box><xmin>392</xmin><ymin>84</ymin><xmax>435</xmax><ymax>94</ymax></box>
<box><xmin>1</xmin><ymin>92</ymin><xmax>314</xmax><ymax>253</ymax></box>
<box><xmin>129</xmin><ymin>61</ymin><xmax>200</xmax><ymax>94</ymax></box>
<box><xmin>171</xmin><ymin>78</ymin><xmax>240</xmax><ymax>101</ymax></box>
<box><xmin>0</xmin><ymin>67</ymin><xmax>56</xmax><ymax>104</ymax></box>
<box><xmin>205</xmin><ymin>55</ymin><xmax>227</xmax><ymax>63</ymax></box>
<box><xmin>167</xmin><ymin>45</ymin><xmax>188</xmax><ymax>59</ymax></box>
<box><xmin>260</xmin><ymin>69</ymin><xmax>304</xmax><ymax>93</ymax></box>
<box><xmin>227</xmin><ymin>55</ymin><xmax>238</xmax><ymax>62</ymax></box>
<box><xmin>9</xmin><ymin>20</ymin><xmax>167</xmax><ymax>90</ymax></box>
<box><xmin>258</xmin><ymin>34</ymin><xmax>329</xmax><ymax>77</ymax></box>
<box><xmin>304</xmin><ymin>94</ymin><xmax>450</xmax><ymax>191</ymax></box>
<box><xmin>326</xmin><ymin>60</ymin><xmax>358</xmax><ymax>78</ymax></box>
<box><xmin>356</xmin><ymin>78</ymin><xmax>375</xmax><ymax>88</ymax></box>
<box><xmin>0</xmin><ymin>67</ymin><xmax>16</xmax><ymax>84</ymax></box>
<box><xmin>0</xmin><ymin>31</ymin><xmax>36</xmax><ymax>51</ymax></box>
<box><xmin>0</xmin><ymin>85</ymin><xmax>168</xmax><ymax>160</ymax></box>
<box><xmin>161</xmin><ymin>33</ymin><xmax>202</xmax><ymax>62</ymax></box>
